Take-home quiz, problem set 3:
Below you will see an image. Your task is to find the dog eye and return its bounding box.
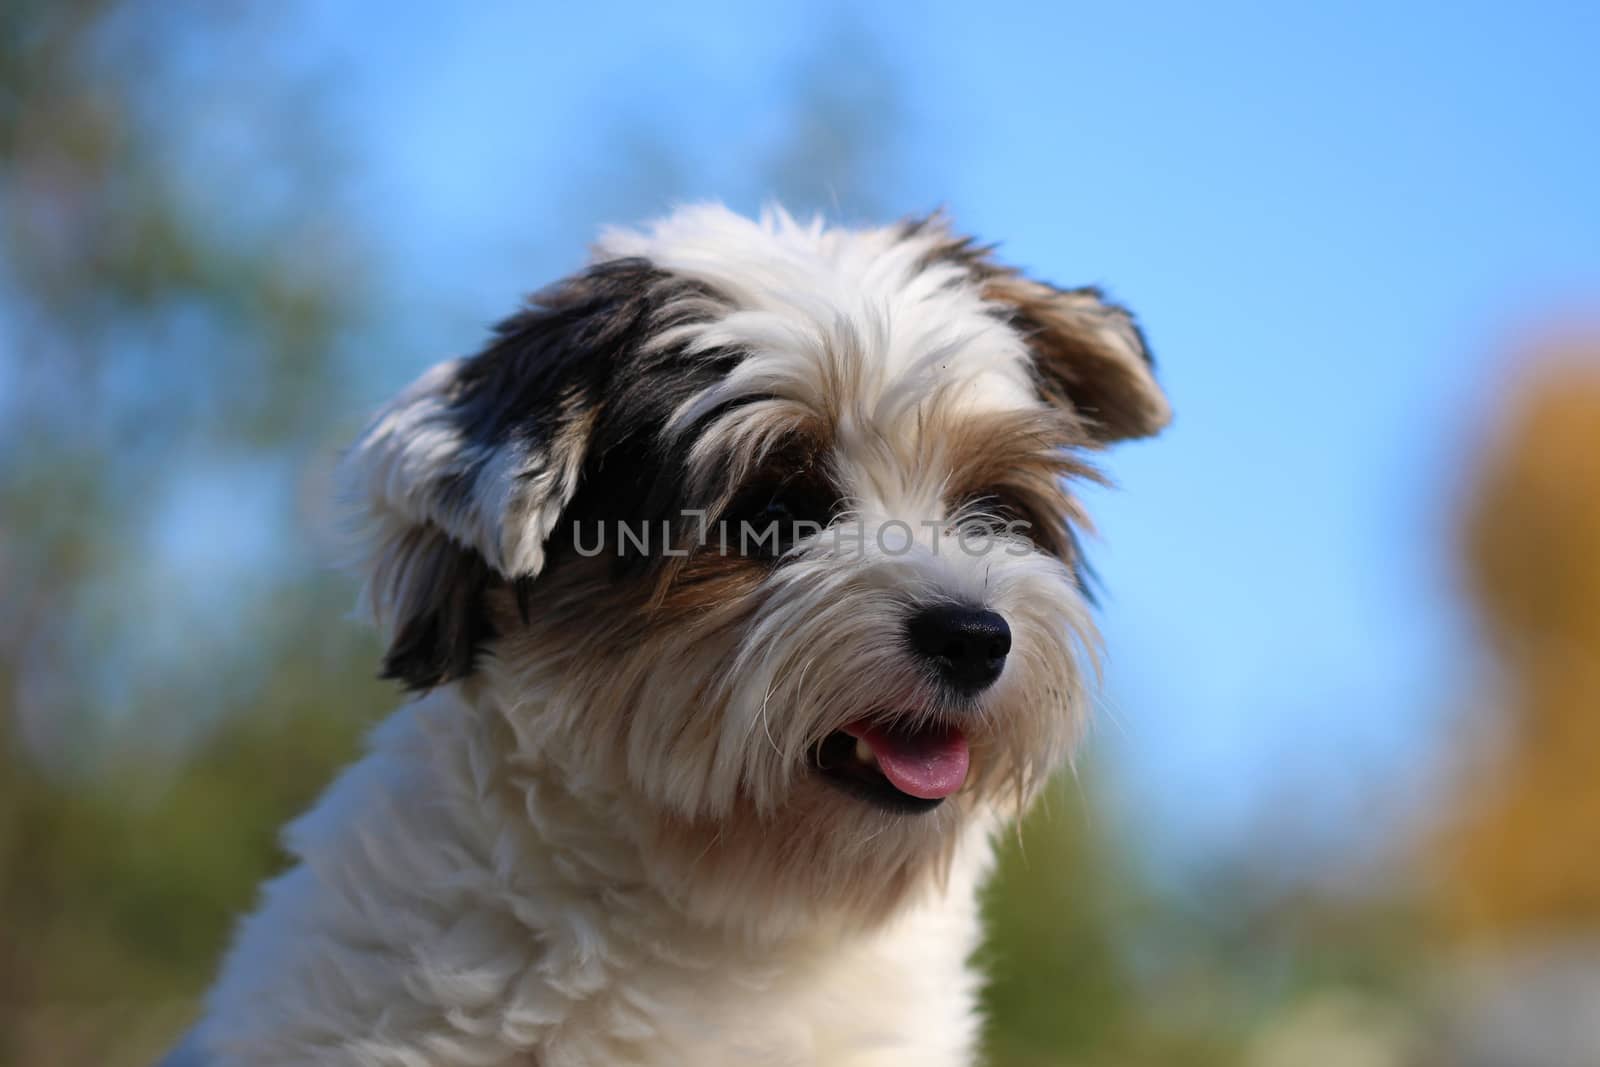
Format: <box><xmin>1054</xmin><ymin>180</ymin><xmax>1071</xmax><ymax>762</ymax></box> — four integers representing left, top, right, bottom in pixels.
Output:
<box><xmin>759</xmin><ymin>493</ymin><xmax>797</xmax><ymax>528</ymax></box>
<box><xmin>960</xmin><ymin>489</ymin><xmax>1057</xmax><ymax>548</ymax></box>
<box><xmin>725</xmin><ymin>481</ymin><xmax>831</xmax><ymax>559</ymax></box>
<box><xmin>962</xmin><ymin>490</ymin><xmax>1029</xmax><ymax>532</ymax></box>
<box><xmin>959</xmin><ymin>489</ymin><xmax>1077</xmax><ymax>561</ymax></box>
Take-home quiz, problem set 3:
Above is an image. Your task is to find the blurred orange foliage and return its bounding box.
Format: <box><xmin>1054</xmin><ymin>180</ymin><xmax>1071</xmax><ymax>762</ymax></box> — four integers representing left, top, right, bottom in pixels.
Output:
<box><xmin>1445</xmin><ymin>339</ymin><xmax>1600</xmax><ymax>937</ymax></box>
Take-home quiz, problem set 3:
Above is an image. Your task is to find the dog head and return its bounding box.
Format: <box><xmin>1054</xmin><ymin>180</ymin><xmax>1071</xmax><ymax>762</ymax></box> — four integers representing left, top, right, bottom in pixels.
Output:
<box><xmin>341</xmin><ymin>205</ymin><xmax>1169</xmax><ymax>935</ymax></box>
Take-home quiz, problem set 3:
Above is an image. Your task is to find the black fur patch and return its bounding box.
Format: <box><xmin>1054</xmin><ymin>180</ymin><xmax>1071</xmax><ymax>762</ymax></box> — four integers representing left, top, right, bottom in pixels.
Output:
<box><xmin>380</xmin><ymin>259</ymin><xmax>737</xmax><ymax>690</ymax></box>
<box><xmin>379</xmin><ymin>527</ymin><xmax>498</xmax><ymax>689</ymax></box>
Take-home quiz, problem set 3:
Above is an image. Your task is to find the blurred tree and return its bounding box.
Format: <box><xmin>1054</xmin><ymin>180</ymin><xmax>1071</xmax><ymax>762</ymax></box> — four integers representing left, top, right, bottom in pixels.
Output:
<box><xmin>1441</xmin><ymin>343</ymin><xmax>1600</xmax><ymax>936</ymax></box>
<box><xmin>0</xmin><ymin>2</ymin><xmax>389</xmax><ymax>1063</ymax></box>
<box><xmin>1425</xmin><ymin>340</ymin><xmax>1600</xmax><ymax>1065</ymax></box>
<box><xmin>759</xmin><ymin>24</ymin><xmax>908</xmax><ymax>222</ymax></box>
<box><xmin>982</xmin><ymin>779</ymin><xmax>1241</xmax><ymax>1067</ymax></box>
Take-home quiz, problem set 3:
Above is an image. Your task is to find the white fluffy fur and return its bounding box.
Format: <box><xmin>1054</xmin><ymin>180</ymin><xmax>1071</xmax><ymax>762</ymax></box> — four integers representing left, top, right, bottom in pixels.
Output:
<box><xmin>198</xmin><ymin>688</ymin><xmax>997</xmax><ymax>1067</ymax></box>
<box><xmin>178</xmin><ymin>205</ymin><xmax>1158</xmax><ymax>1067</ymax></box>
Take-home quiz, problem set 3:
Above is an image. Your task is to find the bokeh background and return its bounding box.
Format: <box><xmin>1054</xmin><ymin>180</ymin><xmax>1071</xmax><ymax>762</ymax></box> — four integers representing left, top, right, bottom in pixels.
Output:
<box><xmin>3</xmin><ymin>2</ymin><xmax>1598</xmax><ymax>1064</ymax></box>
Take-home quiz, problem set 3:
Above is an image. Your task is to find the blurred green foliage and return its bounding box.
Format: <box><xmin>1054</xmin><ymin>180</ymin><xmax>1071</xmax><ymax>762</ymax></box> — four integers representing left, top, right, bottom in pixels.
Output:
<box><xmin>0</xmin><ymin>2</ymin><xmax>392</xmax><ymax>1061</ymax></box>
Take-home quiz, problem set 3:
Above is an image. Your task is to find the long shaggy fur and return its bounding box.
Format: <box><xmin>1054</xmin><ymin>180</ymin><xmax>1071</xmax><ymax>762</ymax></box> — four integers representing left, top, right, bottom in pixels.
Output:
<box><xmin>170</xmin><ymin>204</ymin><xmax>1169</xmax><ymax>1067</ymax></box>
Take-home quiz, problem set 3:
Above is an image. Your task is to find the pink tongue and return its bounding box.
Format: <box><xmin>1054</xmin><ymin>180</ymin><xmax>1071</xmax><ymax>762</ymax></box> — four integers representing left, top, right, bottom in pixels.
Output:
<box><xmin>843</xmin><ymin>722</ymin><xmax>970</xmax><ymax>800</ymax></box>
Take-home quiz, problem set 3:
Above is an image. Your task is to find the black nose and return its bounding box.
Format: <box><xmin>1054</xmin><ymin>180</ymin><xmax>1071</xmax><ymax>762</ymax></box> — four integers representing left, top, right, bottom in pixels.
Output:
<box><xmin>905</xmin><ymin>605</ymin><xmax>1011</xmax><ymax>693</ymax></box>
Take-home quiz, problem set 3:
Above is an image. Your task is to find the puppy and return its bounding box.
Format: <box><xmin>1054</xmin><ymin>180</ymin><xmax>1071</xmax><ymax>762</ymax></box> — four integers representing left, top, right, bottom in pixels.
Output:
<box><xmin>170</xmin><ymin>205</ymin><xmax>1170</xmax><ymax>1067</ymax></box>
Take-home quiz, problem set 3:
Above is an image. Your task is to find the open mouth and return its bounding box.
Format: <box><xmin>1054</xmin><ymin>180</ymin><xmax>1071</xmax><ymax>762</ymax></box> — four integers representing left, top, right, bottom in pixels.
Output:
<box><xmin>812</xmin><ymin>718</ymin><xmax>971</xmax><ymax>814</ymax></box>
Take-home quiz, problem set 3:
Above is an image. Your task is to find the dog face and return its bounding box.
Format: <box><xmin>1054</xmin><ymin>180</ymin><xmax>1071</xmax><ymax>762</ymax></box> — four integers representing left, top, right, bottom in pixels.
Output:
<box><xmin>342</xmin><ymin>206</ymin><xmax>1169</xmax><ymax>934</ymax></box>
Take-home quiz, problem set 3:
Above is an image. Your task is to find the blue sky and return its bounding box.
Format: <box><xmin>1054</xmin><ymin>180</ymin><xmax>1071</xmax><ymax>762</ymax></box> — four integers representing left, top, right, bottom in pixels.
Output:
<box><xmin>199</xmin><ymin>0</ymin><xmax>1600</xmax><ymax>870</ymax></box>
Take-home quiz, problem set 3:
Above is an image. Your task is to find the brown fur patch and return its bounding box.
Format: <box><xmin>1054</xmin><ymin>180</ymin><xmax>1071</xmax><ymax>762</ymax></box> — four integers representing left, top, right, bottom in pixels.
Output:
<box><xmin>904</xmin><ymin>213</ymin><xmax>1172</xmax><ymax>443</ymax></box>
<box><xmin>980</xmin><ymin>273</ymin><xmax>1171</xmax><ymax>442</ymax></box>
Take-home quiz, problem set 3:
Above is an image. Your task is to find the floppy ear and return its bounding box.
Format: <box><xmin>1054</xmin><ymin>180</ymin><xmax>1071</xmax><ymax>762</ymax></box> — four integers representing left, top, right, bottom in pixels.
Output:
<box><xmin>981</xmin><ymin>271</ymin><xmax>1171</xmax><ymax>443</ymax></box>
<box><xmin>339</xmin><ymin>258</ymin><xmax>688</xmax><ymax>689</ymax></box>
